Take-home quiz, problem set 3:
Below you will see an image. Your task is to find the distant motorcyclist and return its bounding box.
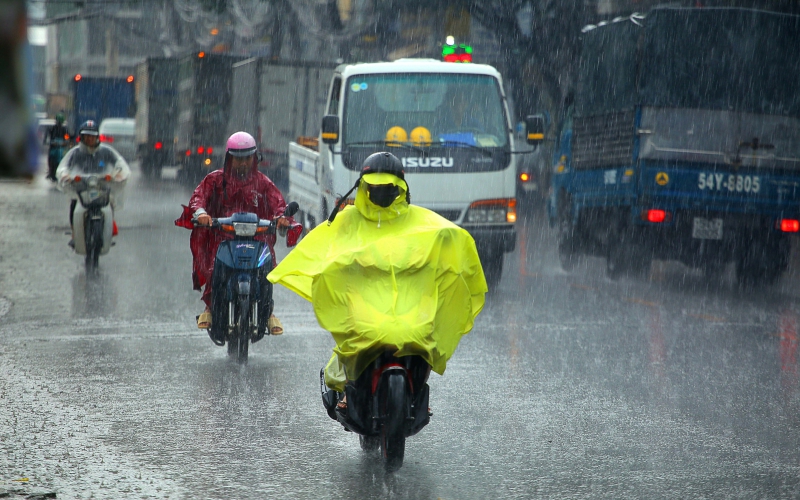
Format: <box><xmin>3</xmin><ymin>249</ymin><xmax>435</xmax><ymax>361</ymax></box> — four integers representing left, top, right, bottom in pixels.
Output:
<box><xmin>179</xmin><ymin>131</ymin><xmax>293</xmax><ymax>333</ymax></box>
<box><xmin>44</xmin><ymin>112</ymin><xmax>71</xmax><ymax>181</ymax></box>
<box><xmin>268</xmin><ymin>151</ymin><xmax>487</xmax><ymax>410</ymax></box>
<box><xmin>56</xmin><ymin>120</ymin><xmax>130</xmax><ymax>244</ymax></box>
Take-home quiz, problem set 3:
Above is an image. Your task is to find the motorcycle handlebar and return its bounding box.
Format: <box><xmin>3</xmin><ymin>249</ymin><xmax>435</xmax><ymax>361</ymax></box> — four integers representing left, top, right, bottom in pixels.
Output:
<box><xmin>191</xmin><ymin>201</ymin><xmax>300</xmax><ymax>230</ymax></box>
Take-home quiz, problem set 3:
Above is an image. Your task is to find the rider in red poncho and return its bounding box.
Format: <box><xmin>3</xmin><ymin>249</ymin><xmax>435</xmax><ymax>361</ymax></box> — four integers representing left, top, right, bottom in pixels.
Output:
<box><xmin>175</xmin><ymin>131</ymin><xmax>293</xmax><ymax>333</ymax></box>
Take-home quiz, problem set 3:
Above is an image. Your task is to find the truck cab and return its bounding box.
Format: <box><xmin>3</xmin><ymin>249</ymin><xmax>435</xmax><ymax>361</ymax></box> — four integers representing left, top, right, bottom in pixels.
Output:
<box><xmin>290</xmin><ymin>59</ymin><xmax>519</xmax><ymax>286</ymax></box>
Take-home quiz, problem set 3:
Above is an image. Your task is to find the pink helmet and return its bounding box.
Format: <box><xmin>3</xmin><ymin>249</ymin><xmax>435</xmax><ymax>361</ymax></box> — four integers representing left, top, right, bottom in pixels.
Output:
<box><xmin>226</xmin><ymin>131</ymin><xmax>257</xmax><ymax>157</ymax></box>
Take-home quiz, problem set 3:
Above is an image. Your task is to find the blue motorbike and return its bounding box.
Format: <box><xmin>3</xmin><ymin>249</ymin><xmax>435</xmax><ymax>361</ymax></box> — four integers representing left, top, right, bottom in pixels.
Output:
<box><xmin>196</xmin><ymin>202</ymin><xmax>300</xmax><ymax>362</ymax></box>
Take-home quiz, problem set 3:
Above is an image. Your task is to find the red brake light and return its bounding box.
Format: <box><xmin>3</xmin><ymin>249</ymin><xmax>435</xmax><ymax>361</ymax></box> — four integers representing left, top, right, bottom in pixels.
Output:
<box><xmin>154</xmin><ymin>141</ymin><xmax>163</xmax><ymax>150</ymax></box>
<box><xmin>73</xmin><ymin>175</ymin><xmax>82</xmax><ymax>182</ymax></box>
<box><xmin>207</xmin><ymin>147</ymin><xmax>213</xmax><ymax>154</ymax></box>
<box><xmin>646</xmin><ymin>209</ymin><xmax>667</xmax><ymax>223</ymax></box>
<box><xmin>780</xmin><ymin>219</ymin><xmax>800</xmax><ymax>232</ymax></box>
<box><xmin>197</xmin><ymin>146</ymin><xmax>205</xmax><ymax>154</ymax></box>
<box><xmin>74</xmin><ymin>74</ymin><xmax>82</xmax><ymax>81</ymax></box>
<box><xmin>104</xmin><ymin>174</ymin><xmax>112</xmax><ymax>182</ymax></box>
<box><xmin>99</xmin><ymin>134</ymin><xmax>113</xmax><ymax>143</ymax></box>
<box><xmin>185</xmin><ymin>149</ymin><xmax>191</xmax><ymax>156</ymax></box>
<box><xmin>126</xmin><ymin>75</ymin><xmax>134</xmax><ymax>83</ymax></box>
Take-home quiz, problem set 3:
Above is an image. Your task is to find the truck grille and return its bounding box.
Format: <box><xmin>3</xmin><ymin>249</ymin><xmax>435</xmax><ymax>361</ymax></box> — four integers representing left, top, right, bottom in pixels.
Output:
<box><xmin>573</xmin><ymin>111</ymin><xmax>635</xmax><ymax>169</ymax></box>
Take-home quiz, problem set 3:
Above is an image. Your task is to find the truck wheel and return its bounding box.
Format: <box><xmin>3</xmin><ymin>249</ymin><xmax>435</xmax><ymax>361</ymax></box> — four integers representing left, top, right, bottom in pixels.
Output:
<box><xmin>736</xmin><ymin>235</ymin><xmax>789</xmax><ymax>287</ymax></box>
<box><xmin>556</xmin><ymin>194</ymin><xmax>578</xmax><ymax>272</ymax></box>
<box><xmin>478</xmin><ymin>248</ymin><xmax>503</xmax><ymax>289</ymax></box>
<box><xmin>606</xmin><ymin>225</ymin><xmax>636</xmax><ymax>280</ymax></box>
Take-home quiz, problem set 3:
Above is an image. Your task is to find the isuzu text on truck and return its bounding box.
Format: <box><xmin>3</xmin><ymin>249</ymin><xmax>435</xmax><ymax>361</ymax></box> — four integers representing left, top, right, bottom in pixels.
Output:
<box><xmin>289</xmin><ymin>59</ymin><xmax>534</xmax><ymax>286</ymax></box>
<box><xmin>549</xmin><ymin>7</ymin><xmax>800</xmax><ymax>285</ymax></box>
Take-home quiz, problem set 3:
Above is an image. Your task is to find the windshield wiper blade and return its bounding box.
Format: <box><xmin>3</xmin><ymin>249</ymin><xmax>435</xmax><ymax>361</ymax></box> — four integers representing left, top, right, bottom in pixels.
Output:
<box><xmin>436</xmin><ymin>140</ymin><xmax>498</xmax><ymax>156</ymax></box>
<box><xmin>347</xmin><ymin>140</ymin><xmax>501</xmax><ymax>157</ymax></box>
<box><xmin>345</xmin><ymin>141</ymin><xmax>427</xmax><ymax>154</ymax></box>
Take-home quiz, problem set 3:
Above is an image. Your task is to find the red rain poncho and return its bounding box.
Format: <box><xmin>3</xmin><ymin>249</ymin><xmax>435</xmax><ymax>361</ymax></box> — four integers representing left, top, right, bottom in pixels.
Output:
<box><xmin>175</xmin><ymin>155</ymin><xmax>288</xmax><ymax>306</ymax></box>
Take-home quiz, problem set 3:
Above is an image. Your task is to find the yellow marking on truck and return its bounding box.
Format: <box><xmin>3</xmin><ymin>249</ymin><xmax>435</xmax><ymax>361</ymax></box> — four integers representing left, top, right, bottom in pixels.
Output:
<box><xmin>527</xmin><ymin>133</ymin><xmax>544</xmax><ymax>140</ymax></box>
<box><xmin>321</xmin><ymin>132</ymin><xmax>338</xmax><ymax>140</ymax></box>
<box><xmin>655</xmin><ymin>172</ymin><xmax>669</xmax><ymax>186</ymax></box>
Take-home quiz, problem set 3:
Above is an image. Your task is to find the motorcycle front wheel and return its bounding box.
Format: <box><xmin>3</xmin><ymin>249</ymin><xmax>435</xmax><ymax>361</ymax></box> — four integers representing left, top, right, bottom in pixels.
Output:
<box><xmin>85</xmin><ymin>218</ymin><xmax>102</xmax><ymax>273</ymax></box>
<box><xmin>227</xmin><ymin>297</ymin><xmax>250</xmax><ymax>363</ymax></box>
<box><xmin>380</xmin><ymin>372</ymin><xmax>407</xmax><ymax>472</ymax></box>
<box><xmin>359</xmin><ymin>435</ymin><xmax>379</xmax><ymax>452</ymax></box>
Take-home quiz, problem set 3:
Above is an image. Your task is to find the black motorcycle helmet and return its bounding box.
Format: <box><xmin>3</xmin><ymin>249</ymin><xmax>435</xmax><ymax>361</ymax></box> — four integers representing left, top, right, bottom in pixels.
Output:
<box><xmin>360</xmin><ymin>151</ymin><xmax>405</xmax><ymax>180</ymax></box>
<box><xmin>327</xmin><ymin>151</ymin><xmax>409</xmax><ymax>224</ymax></box>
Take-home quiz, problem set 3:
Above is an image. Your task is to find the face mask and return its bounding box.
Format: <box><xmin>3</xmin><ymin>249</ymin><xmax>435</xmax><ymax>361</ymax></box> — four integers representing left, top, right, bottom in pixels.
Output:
<box><xmin>368</xmin><ymin>184</ymin><xmax>399</xmax><ymax>208</ymax></box>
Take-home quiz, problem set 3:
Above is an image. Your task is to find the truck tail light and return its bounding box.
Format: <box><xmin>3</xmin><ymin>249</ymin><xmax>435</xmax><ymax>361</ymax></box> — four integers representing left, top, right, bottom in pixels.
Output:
<box><xmin>641</xmin><ymin>209</ymin><xmax>671</xmax><ymax>223</ymax></box>
<box><xmin>154</xmin><ymin>141</ymin><xmax>163</xmax><ymax>150</ymax></box>
<box><xmin>207</xmin><ymin>147</ymin><xmax>213</xmax><ymax>154</ymax></box>
<box><xmin>99</xmin><ymin>134</ymin><xmax>113</xmax><ymax>143</ymax></box>
<box><xmin>197</xmin><ymin>146</ymin><xmax>205</xmax><ymax>154</ymax></box>
<box><xmin>185</xmin><ymin>149</ymin><xmax>191</xmax><ymax>156</ymax></box>
<box><xmin>779</xmin><ymin>219</ymin><xmax>800</xmax><ymax>232</ymax></box>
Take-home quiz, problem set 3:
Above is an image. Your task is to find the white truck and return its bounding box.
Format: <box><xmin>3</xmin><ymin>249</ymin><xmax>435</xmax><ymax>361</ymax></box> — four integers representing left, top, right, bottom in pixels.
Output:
<box><xmin>289</xmin><ymin>59</ymin><xmax>529</xmax><ymax>286</ymax></box>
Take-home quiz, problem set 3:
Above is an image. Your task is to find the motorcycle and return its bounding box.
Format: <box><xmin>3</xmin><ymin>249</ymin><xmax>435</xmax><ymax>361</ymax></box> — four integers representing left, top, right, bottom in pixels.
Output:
<box><xmin>69</xmin><ymin>173</ymin><xmax>114</xmax><ymax>272</ymax></box>
<box><xmin>48</xmin><ymin>135</ymin><xmax>69</xmax><ymax>181</ymax></box>
<box><xmin>322</xmin><ymin>351</ymin><xmax>433</xmax><ymax>472</ymax></box>
<box><xmin>195</xmin><ymin>202</ymin><xmax>301</xmax><ymax>363</ymax></box>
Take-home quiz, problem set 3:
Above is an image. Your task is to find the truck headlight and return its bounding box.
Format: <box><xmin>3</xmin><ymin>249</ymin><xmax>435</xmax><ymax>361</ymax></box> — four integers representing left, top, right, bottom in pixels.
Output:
<box><xmin>466</xmin><ymin>198</ymin><xmax>516</xmax><ymax>224</ymax></box>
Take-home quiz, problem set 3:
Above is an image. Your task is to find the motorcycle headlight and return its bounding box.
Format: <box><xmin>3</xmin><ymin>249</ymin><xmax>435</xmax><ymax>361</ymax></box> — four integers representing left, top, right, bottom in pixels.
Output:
<box><xmin>233</xmin><ymin>223</ymin><xmax>257</xmax><ymax>237</ymax></box>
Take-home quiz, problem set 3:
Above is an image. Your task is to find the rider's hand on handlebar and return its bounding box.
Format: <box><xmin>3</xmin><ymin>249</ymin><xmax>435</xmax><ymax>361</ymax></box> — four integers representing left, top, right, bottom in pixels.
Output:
<box><xmin>276</xmin><ymin>216</ymin><xmax>290</xmax><ymax>237</ymax></box>
<box><xmin>196</xmin><ymin>214</ymin><xmax>212</xmax><ymax>226</ymax></box>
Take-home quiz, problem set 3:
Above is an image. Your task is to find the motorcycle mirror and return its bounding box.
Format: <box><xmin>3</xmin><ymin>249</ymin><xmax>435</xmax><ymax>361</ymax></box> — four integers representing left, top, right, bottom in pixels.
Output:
<box><xmin>284</xmin><ymin>201</ymin><xmax>299</xmax><ymax>218</ymax></box>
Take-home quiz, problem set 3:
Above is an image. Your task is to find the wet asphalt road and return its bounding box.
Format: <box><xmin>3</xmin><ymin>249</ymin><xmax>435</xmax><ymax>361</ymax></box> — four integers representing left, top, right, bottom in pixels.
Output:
<box><xmin>2</xmin><ymin>163</ymin><xmax>800</xmax><ymax>499</ymax></box>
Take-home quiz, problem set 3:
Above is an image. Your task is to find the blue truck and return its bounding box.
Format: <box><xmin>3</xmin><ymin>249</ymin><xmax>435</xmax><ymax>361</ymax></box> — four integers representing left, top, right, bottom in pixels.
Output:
<box><xmin>70</xmin><ymin>75</ymin><xmax>135</xmax><ymax>135</ymax></box>
<box><xmin>547</xmin><ymin>7</ymin><xmax>800</xmax><ymax>285</ymax></box>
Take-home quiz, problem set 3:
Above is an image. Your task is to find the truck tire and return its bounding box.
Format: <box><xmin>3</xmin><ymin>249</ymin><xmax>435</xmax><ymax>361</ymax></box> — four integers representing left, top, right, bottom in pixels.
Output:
<box><xmin>736</xmin><ymin>234</ymin><xmax>789</xmax><ymax>287</ymax></box>
<box><xmin>478</xmin><ymin>247</ymin><xmax>503</xmax><ymax>289</ymax></box>
<box><xmin>556</xmin><ymin>192</ymin><xmax>578</xmax><ymax>272</ymax></box>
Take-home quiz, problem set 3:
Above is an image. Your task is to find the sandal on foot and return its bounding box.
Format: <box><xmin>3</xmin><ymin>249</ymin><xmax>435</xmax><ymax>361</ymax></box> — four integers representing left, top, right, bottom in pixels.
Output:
<box><xmin>197</xmin><ymin>311</ymin><xmax>212</xmax><ymax>329</ymax></box>
<box><xmin>336</xmin><ymin>396</ymin><xmax>347</xmax><ymax>410</ymax></box>
<box><xmin>268</xmin><ymin>315</ymin><xmax>283</xmax><ymax>335</ymax></box>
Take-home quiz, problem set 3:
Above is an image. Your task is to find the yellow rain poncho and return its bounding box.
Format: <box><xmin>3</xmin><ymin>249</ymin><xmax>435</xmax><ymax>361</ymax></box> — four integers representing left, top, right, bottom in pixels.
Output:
<box><xmin>268</xmin><ymin>172</ymin><xmax>487</xmax><ymax>391</ymax></box>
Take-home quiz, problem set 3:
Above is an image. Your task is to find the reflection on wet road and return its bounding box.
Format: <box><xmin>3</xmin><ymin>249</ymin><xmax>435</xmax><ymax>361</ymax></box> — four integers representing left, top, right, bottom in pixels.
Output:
<box><xmin>1</xmin><ymin>171</ymin><xmax>800</xmax><ymax>498</ymax></box>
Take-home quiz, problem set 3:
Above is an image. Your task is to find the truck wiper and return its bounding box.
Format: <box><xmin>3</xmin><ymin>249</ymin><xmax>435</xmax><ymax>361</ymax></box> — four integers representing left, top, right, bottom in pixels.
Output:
<box><xmin>436</xmin><ymin>140</ymin><xmax>498</xmax><ymax>156</ymax></box>
<box><xmin>345</xmin><ymin>141</ymin><xmax>428</xmax><ymax>154</ymax></box>
<box><xmin>345</xmin><ymin>140</ymin><xmax>498</xmax><ymax>157</ymax></box>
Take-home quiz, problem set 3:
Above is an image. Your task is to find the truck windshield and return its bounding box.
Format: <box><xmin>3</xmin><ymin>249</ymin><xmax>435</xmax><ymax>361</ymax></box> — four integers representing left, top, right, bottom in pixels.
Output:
<box><xmin>640</xmin><ymin>9</ymin><xmax>800</xmax><ymax>117</ymax></box>
<box><xmin>342</xmin><ymin>73</ymin><xmax>508</xmax><ymax>148</ymax></box>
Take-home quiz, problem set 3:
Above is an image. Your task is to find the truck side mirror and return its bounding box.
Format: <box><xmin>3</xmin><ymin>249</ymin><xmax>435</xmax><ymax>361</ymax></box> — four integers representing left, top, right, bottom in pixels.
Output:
<box><xmin>321</xmin><ymin>115</ymin><xmax>340</xmax><ymax>144</ymax></box>
<box><xmin>525</xmin><ymin>115</ymin><xmax>545</xmax><ymax>145</ymax></box>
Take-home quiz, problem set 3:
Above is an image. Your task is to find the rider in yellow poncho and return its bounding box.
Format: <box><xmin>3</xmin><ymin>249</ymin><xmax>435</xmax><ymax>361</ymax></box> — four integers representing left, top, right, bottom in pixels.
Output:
<box><xmin>269</xmin><ymin>152</ymin><xmax>487</xmax><ymax>392</ymax></box>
